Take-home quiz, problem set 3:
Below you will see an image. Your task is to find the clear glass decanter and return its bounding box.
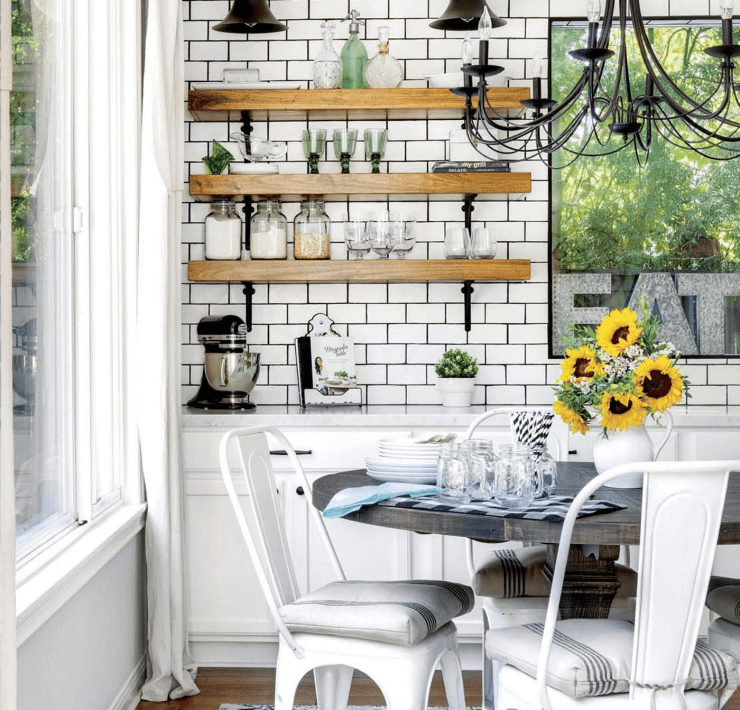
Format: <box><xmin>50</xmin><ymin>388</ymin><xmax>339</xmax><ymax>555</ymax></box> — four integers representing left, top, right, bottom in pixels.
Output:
<box><xmin>313</xmin><ymin>20</ymin><xmax>343</xmax><ymax>89</ymax></box>
<box><xmin>364</xmin><ymin>26</ymin><xmax>403</xmax><ymax>89</ymax></box>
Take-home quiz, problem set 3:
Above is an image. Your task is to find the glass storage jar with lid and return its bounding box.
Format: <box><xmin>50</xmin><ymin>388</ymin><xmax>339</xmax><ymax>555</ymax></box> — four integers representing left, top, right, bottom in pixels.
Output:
<box><xmin>250</xmin><ymin>199</ymin><xmax>288</xmax><ymax>259</ymax></box>
<box><xmin>293</xmin><ymin>199</ymin><xmax>331</xmax><ymax>260</ymax></box>
<box><xmin>204</xmin><ymin>200</ymin><xmax>242</xmax><ymax>260</ymax></box>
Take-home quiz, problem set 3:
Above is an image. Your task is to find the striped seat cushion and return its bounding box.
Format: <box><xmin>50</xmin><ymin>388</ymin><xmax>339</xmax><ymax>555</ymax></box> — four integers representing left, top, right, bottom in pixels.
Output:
<box><xmin>473</xmin><ymin>545</ymin><xmax>638</xmax><ymax>599</ymax></box>
<box><xmin>485</xmin><ymin>619</ymin><xmax>738</xmax><ymax>698</ymax></box>
<box><xmin>280</xmin><ymin>579</ymin><xmax>474</xmax><ymax>647</ymax></box>
<box><xmin>706</xmin><ymin>576</ymin><xmax>740</xmax><ymax>625</ymax></box>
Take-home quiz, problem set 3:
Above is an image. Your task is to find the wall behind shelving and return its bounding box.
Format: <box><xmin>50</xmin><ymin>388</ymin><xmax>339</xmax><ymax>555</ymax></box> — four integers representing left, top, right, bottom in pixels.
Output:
<box><xmin>181</xmin><ymin>0</ymin><xmax>739</xmax><ymax>408</ymax></box>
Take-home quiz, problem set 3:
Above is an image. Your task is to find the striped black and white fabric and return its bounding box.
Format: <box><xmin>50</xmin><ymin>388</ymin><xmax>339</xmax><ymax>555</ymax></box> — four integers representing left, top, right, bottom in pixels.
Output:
<box><xmin>511</xmin><ymin>410</ymin><xmax>555</xmax><ymax>452</ymax></box>
<box><xmin>280</xmin><ymin>579</ymin><xmax>474</xmax><ymax>647</ymax></box>
<box><xmin>377</xmin><ymin>494</ymin><xmax>625</xmax><ymax>522</ymax></box>
<box><xmin>473</xmin><ymin>545</ymin><xmax>638</xmax><ymax>600</ymax></box>
<box><xmin>706</xmin><ymin>575</ymin><xmax>740</xmax><ymax>625</ymax></box>
<box><xmin>485</xmin><ymin>619</ymin><xmax>738</xmax><ymax>698</ymax></box>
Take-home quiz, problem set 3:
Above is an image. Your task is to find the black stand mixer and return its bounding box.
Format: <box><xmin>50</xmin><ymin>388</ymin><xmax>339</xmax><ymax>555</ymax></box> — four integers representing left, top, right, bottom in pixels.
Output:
<box><xmin>188</xmin><ymin>315</ymin><xmax>260</xmax><ymax>410</ymax></box>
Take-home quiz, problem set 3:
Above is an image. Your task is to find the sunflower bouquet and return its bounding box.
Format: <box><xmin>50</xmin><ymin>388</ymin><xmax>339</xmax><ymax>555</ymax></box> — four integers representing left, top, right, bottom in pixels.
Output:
<box><xmin>553</xmin><ymin>305</ymin><xmax>688</xmax><ymax>436</ymax></box>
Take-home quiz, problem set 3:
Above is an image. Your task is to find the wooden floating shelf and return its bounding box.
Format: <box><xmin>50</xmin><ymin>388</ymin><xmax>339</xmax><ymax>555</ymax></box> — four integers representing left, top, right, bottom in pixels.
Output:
<box><xmin>188</xmin><ymin>87</ymin><xmax>530</xmax><ymax>121</ymax></box>
<box><xmin>188</xmin><ymin>259</ymin><xmax>531</xmax><ymax>284</ymax></box>
<box><xmin>189</xmin><ymin>172</ymin><xmax>531</xmax><ymax>201</ymax></box>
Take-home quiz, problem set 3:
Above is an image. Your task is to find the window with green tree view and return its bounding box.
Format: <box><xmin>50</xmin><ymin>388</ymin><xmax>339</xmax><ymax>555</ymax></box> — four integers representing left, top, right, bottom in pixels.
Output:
<box><xmin>550</xmin><ymin>19</ymin><xmax>740</xmax><ymax>358</ymax></box>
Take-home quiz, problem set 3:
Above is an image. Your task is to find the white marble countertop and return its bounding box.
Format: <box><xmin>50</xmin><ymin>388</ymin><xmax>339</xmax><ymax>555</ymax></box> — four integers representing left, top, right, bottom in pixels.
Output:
<box><xmin>182</xmin><ymin>405</ymin><xmax>740</xmax><ymax>429</ymax></box>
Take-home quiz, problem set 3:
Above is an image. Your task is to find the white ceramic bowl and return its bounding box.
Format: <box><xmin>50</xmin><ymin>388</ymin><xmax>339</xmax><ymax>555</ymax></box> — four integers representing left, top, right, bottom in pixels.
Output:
<box><xmin>427</xmin><ymin>73</ymin><xmax>465</xmax><ymax>88</ymax></box>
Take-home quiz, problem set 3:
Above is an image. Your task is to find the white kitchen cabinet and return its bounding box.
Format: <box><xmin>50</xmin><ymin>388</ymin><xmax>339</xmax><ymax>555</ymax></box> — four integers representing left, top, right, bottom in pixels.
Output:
<box><xmin>182</xmin><ymin>407</ymin><xmax>740</xmax><ymax>668</ymax></box>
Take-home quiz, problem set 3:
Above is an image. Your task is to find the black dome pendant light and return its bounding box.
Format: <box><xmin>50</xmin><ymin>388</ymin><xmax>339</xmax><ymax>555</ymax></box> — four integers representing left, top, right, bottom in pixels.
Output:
<box><xmin>213</xmin><ymin>0</ymin><xmax>286</xmax><ymax>34</ymax></box>
<box><xmin>429</xmin><ymin>0</ymin><xmax>506</xmax><ymax>31</ymax></box>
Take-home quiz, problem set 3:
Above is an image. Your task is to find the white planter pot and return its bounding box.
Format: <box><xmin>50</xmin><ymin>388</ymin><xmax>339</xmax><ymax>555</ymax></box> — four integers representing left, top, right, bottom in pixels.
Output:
<box><xmin>591</xmin><ymin>411</ymin><xmax>674</xmax><ymax>488</ymax></box>
<box><xmin>437</xmin><ymin>377</ymin><xmax>475</xmax><ymax>408</ymax></box>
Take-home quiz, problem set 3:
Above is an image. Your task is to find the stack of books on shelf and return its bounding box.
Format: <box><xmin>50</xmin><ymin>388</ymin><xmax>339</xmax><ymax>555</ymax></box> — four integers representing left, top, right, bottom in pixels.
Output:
<box><xmin>432</xmin><ymin>160</ymin><xmax>511</xmax><ymax>173</ymax></box>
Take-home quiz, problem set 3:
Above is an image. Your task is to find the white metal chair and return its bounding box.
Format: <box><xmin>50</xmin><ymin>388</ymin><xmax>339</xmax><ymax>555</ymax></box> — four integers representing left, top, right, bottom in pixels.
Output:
<box><xmin>485</xmin><ymin>459</ymin><xmax>740</xmax><ymax>710</ymax></box>
<box><xmin>463</xmin><ymin>407</ymin><xmax>637</xmax><ymax>710</ymax></box>
<box><xmin>219</xmin><ymin>425</ymin><xmax>473</xmax><ymax>710</ymax></box>
<box><xmin>704</xmin><ymin>576</ymin><xmax>740</xmax><ymax>663</ymax></box>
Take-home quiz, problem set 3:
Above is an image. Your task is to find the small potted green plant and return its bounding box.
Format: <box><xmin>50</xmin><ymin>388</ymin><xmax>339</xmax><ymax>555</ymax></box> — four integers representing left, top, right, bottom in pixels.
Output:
<box><xmin>435</xmin><ymin>348</ymin><xmax>479</xmax><ymax>407</ymax></box>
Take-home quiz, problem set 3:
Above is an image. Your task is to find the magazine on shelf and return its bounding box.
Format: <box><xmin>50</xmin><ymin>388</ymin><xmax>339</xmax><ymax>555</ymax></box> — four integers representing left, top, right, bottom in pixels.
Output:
<box><xmin>294</xmin><ymin>314</ymin><xmax>362</xmax><ymax>408</ymax></box>
<box><xmin>432</xmin><ymin>160</ymin><xmax>511</xmax><ymax>173</ymax></box>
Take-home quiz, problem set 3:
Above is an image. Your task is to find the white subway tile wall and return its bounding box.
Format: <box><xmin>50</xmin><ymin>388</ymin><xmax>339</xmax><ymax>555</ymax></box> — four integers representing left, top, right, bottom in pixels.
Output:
<box><xmin>182</xmin><ymin>0</ymin><xmax>737</xmax><ymax>407</ymax></box>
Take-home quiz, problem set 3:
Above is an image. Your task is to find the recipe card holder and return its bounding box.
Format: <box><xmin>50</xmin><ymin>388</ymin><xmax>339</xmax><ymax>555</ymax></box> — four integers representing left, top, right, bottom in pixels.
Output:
<box><xmin>295</xmin><ymin>313</ymin><xmax>362</xmax><ymax>408</ymax></box>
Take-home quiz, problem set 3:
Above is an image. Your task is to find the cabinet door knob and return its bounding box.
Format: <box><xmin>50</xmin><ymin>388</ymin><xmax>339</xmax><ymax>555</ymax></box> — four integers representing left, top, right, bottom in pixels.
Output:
<box><xmin>296</xmin><ymin>486</ymin><xmax>305</xmax><ymax>496</ymax></box>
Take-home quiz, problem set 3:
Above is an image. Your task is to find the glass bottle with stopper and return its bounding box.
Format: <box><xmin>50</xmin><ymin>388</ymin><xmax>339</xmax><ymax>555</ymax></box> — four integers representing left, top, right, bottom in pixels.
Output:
<box><xmin>364</xmin><ymin>25</ymin><xmax>403</xmax><ymax>89</ymax></box>
<box><xmin>340</xmin><ymin>10</ymin><xmax>368</xmax><ymax>89</ymax></box>
<box><xmin>313</xmin><ymin>20</ymin><xmax>343</xmax><ymax>89</ymax></box>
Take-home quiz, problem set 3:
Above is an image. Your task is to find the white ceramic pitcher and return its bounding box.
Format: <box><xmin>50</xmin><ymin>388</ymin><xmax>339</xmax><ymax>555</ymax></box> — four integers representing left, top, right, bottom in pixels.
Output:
<box><xmin>592</xmin><ymin>410</ymin><xmax>674</xmax><ymax>488</ymax></box>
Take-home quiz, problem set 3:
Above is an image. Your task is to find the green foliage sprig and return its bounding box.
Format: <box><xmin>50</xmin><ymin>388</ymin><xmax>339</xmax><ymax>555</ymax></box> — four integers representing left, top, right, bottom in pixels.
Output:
<box><xmin>435</xmin><ymin>348</ymin><xmax>479</xmax><ymax>378</ymax></box>
<box><xmin>202</xmin><ymin>140</ymin><xmax>234</xmax><ymax>175</ymax></box>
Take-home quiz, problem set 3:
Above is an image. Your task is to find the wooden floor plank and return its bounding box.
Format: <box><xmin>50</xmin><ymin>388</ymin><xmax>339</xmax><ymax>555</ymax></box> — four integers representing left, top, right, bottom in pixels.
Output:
<box><xmin>135</xmin><ymin>666</ymin><xmax>740</xmax><ymax>710</ymax></box>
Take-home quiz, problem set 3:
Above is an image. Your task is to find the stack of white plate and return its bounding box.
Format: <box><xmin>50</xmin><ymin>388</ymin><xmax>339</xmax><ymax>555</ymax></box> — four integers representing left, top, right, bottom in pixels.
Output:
<box><xmin>365</xmin><ymin>437</ymin><xmax>442</xmax><ymax>484</ymax></box>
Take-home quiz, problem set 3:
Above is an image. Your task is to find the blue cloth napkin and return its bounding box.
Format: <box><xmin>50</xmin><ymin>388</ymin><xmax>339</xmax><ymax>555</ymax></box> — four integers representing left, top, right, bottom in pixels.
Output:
<box><xmin>323</xmin><ymin>482</ymin><xmax>439</xmax><ymax>518</ymax></box>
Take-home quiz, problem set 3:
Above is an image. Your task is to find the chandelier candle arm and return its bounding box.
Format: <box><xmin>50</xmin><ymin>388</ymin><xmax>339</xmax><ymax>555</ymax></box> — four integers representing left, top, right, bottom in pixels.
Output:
<box><xmin>722</xmin><ymin>0</ymin><xmax>734</xmax><ymax>45</ymax></box>
<box><xmin>478</xmin><ymin>7</ymin><xmax>491</xmax><ymax>66</ymax></box>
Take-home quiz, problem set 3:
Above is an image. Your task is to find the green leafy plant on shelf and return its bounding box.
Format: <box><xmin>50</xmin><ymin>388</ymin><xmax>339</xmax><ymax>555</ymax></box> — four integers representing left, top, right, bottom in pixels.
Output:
<box><xmin>202</xmin><ymin>140</ymin><xmax>234</xmax><ymax>175</ymax></box>
<box><xmin>435</xmin><ymin>348</ymin><xmax>479</xmax><ymax>378</ymax></box>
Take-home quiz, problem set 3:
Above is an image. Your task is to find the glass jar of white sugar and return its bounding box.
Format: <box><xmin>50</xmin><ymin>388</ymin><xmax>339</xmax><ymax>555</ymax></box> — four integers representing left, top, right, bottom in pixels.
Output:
<box><xmin>250</xmin><ymin>199</ymin><xmax>288</xmax><ymax>259</ymax></box>
<box><xmin>204</xmin><ymin>200</ymin><xmax>242</xmax><ymax>260</ymax></box>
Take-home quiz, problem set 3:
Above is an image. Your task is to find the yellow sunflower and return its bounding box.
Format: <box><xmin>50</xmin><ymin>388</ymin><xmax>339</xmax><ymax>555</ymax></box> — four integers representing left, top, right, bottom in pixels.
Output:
<box><xmin>599</xmin><ymin>391</ymin><xmax>647</xmax><ymax>431</ymax></box>
<box><xmin>596</xmin><ymin>308</ymin><xmax>642</xmax><ymax>357</ymax></box>
<box><xmin>558</xmin><ymin>346</ymin><xmax>605</xmax><ymax>383</ymax></box>
<box><xmin>554</xmin><ymin>400</ymin><xmax>590</xmax><ymax>436</ymax></box>
<box><xmin>634</xmin><ymin>355</ymin><xmax>684</xmax><ymax>412</ymax></box>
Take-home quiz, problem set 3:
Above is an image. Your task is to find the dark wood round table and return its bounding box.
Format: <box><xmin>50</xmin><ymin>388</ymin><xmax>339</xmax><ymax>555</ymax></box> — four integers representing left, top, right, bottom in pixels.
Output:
<box><xmin>312</xmin><ymin>462</ymin><xmax>740</xmax><ymax>618</ymax></box>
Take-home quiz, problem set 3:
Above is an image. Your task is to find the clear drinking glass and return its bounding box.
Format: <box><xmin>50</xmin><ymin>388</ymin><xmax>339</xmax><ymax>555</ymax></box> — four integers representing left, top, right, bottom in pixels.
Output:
<box><xmin>333</xmin><ymin>128</ymin><xmax>358</xmax><ymax>173</ymax></box>
<box><xmin>389</xmin><ymin>212</ymin><xmax>416</xmax><ymax>258</ymax></box>
<box><xmin>437</xmin><ymin>442</ymin><xmax>473</xmax><ymax>504</ymax></box>
<box><xmin>494</xmin><ymin>445</ymin><xmax>535</xmax><ymax>510</ymax></box>
<box><xmin>368</xmin><ymin>211</ymin><xmax>398</xmax><ymax>258</ymax></box>
<box><xmin>532</xmin><ymin>446</ymin><xmax>558</xmax><ymax>495</ymax></box>
<box><xmin>467</xmin><ymin>439</ymin><xmax>497</xmax><ymax>500</ymax></box>
<box><xmin>471</xmin><ymin>226</ymin><xmax>498</xmax><ymax>259</ymax></box>
<box><xmin>364</xmin><ymin>128</ymin><xmax>388</xmax><ymax>173</ymax></box>
<box><xmin>445</xmin><ymin>225</ymin><xmax>471</xmax><ymax>259</ymax></box>
<box><xmin>302</xmin><ymin>128</ymin><xmax>327</xmax><ymax>174</ymax></box>
<box><xmin>342</xmin><ymin>213</ymin><xmax>371</xmax><ymax>259</ymax></box>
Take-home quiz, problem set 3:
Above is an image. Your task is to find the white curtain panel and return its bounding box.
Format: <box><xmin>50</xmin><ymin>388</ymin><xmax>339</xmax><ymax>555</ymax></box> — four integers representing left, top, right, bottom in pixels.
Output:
<box><xmin>1</xmin><ymin>0</ymin><xmax>18</xmax><ymax>705</ymax></box>
<box><xmin>138</xmin><ymin>0</ymin><xmax>198</xmax><ymax>701</ymax></box>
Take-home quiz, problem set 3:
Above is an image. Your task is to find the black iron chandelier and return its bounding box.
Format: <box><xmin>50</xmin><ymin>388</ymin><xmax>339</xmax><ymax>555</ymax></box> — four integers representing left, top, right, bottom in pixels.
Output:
<box><xmin>456</xmin><ymin>0</ymin><xmax>740</xmax><ymax>165</ymax></box>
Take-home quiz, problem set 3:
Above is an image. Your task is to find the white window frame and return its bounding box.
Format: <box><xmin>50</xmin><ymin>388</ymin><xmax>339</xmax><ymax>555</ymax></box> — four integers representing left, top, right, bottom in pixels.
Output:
<box><xmin>4</xmin><ymin>0</ymin><xmax>144</xmax><ymax>626</ymax></box>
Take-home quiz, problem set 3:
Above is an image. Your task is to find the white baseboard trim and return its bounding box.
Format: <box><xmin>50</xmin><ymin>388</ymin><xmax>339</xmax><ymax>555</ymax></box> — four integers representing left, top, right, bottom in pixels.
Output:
<box><xmin>110</xmin><ymin>654</ymin><xmax>147</xmax><ymax>710</ymax></box>
<box><xmin>190</xmin><ymin>634</ymin><xmax>483</xmax><ymax>671</ymax></box>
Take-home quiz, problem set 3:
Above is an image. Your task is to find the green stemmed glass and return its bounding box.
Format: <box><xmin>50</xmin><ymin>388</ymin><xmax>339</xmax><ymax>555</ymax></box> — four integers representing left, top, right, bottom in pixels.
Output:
<box><xmin>302</xmin><ymin>128</ymin><xmax>326</xmax><ymax>174</ymax></box>
<box><xmin>364</xmin><ymin>128</ymin><xmax>387</xmax><ymax>174</ymax></box>
<box><xmin>333</xmin><ymin>128</ymin><xmax>358</xmax><ymax>173</ymax></box>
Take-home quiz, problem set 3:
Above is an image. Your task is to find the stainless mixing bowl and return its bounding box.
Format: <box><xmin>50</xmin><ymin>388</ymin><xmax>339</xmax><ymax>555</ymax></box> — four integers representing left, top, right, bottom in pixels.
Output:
<box><xmin>203</xmin><ymin>350</ymin><xmax>260</xmax><ymax>397</ymax></box>
<box><xmin>12</xmin><ymin>354</ymin><xmax>36</xmax><ymax>401</ymax></box>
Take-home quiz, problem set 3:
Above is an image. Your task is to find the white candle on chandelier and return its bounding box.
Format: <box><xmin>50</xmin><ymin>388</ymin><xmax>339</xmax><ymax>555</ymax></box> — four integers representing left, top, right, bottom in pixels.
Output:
<box><xmin>532</xmin><ymin>55</ymin><xmax>544</xmax><ymax>100</ymax></box>
<box><xmin>587</xmin><ymin>0</ymin><xmax>602</xmax><ymax>22</ymax></box>
<box><xmin>478</xmin><ymin>7</ymin><xmax>492</xmax><ymax>66</ymax></box>
<box><xmin>721</xmin><ymin>0</ymin><xmax>735</xmax><ymax>45</ymax></box>
<box><xmin>462</xmin><ymin>32</ymin><xmax>474</xmax><ymax>88</ymax></box>
<box><xmin>586</xmin><ymin>0</ymin><xmax>602</xmax><ymax>48</ymax></box>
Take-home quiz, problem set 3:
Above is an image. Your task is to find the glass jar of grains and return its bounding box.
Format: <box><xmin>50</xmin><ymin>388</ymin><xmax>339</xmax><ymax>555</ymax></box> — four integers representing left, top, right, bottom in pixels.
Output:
<box><xmin>293</xmin><ymin>199</ymin><xmax>331</xmax><ymax>260</ymax></box>
<box><xmin>250</xmin><ymin>199</ymin><xmax>288</xmax><ymax>259</ymax></box>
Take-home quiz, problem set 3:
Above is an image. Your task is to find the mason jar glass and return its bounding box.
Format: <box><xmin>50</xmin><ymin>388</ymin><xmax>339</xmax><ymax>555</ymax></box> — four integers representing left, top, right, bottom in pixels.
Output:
<box><xmin>436</xmin><ymin>441</ymin><xmax>473</xmax><ymax>504</ymax></box>
<box><xmin>494</xmin><ymin>445</ymin><xmax>535</xmax><ymax>510</ymax></box>
<box><xmin>466</xmin><ymin>439</ymin><xmax>497</xmax><ymax>500</ymax></box>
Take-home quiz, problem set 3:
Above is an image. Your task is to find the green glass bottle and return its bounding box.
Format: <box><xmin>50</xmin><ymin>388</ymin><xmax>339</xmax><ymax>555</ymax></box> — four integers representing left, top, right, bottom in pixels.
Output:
<box><xmin>340</xmin><ymin>10</ymin><xmax>368</xmax><ymax>89</ymax></box>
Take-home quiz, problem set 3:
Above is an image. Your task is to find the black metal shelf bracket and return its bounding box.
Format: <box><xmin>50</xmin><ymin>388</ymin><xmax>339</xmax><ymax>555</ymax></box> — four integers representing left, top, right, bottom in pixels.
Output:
<box><xmin>242</xmin><ymin>282</ymin><xmax>256</xmax><ymax>333</ymax></box>
<box><xmin>461</xmin><ymin>280</ymin><xmax>475</xmax><ymax>332</ymax></box>
<box><xmin>462</xmin><ymin>193</ymin><xmax>478</xmax><ymax>232</ymax></box>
